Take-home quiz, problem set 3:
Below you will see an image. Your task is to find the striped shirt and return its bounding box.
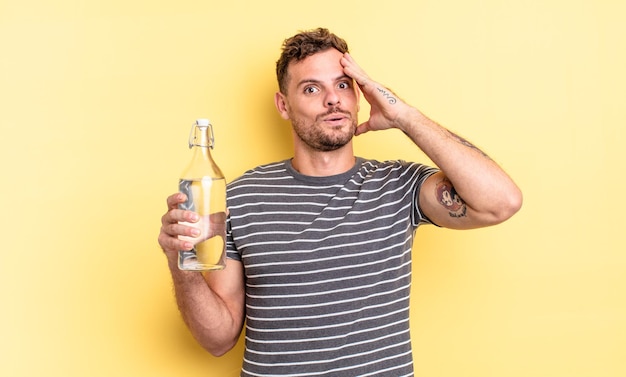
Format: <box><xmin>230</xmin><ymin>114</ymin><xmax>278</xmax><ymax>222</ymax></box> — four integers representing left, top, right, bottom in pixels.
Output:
<box><xmin>226</xmin><ymin>157</ymin><xmax>438</xmax><ymax>377</ymax></box>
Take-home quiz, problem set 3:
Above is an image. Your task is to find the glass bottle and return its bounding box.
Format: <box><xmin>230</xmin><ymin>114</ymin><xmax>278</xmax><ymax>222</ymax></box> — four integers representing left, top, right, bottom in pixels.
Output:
<box><xmin>177</xmin><ymin>118</ymin><xmax>227</xmax><ymax>271</ymax></box>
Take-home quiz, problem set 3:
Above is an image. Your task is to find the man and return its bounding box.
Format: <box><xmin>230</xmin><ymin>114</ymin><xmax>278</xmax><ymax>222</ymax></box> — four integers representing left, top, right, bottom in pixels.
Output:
<box><xmin>158</xmin><ymin>28</ymin><xmax>522</xmax><ymax>376</ymax></box>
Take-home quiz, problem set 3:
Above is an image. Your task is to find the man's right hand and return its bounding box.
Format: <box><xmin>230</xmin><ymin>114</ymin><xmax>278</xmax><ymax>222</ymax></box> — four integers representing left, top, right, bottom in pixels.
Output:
<box><xmin>158</xmin><ymin>192</ymin><xmax>201</xmax><ymax>257</ymax></box>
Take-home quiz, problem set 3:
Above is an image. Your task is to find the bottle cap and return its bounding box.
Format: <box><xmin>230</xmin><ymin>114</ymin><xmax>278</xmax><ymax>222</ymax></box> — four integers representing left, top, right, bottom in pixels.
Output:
<box><xmin>196</xmin><ymin>118</ymin><xmax>210</xmax><ymax>126</ymax></box>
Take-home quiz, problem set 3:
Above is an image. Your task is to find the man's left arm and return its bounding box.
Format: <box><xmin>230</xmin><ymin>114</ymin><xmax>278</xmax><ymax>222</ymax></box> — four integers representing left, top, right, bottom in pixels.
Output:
<box><xmin>401</xmin><ymin>110</ymin><xmax>522</xmax><ymax>229</ymax></box>
<box><xmin>341</xmin><ymin>53</ymin><xmax>522</xmax><ymax>229</ymax></box>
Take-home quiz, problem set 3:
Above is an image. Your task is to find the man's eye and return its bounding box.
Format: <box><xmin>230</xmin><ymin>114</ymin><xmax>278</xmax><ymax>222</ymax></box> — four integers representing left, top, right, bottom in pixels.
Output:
<box><xmin>304</xmin><ymin>87</ymin><xmax>319</xmax><ymax>94</ymax></box>
<box><xmin>338</xmin><ymin>81</ymin><xmax>352</xmax><ymax>89</ymax></box>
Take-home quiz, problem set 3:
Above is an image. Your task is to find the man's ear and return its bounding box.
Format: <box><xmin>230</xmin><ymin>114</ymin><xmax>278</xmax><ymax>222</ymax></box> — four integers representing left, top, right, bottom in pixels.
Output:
<box><xmin>274</xmin><ymin>92</ymin><xmax>290</xmax><ymax>120</ymax></box>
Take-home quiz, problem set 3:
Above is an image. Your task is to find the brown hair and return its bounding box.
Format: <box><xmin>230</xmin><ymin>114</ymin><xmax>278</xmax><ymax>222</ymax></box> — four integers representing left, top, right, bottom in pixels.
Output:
<box><xmin>276</xmin><ymin>28</ymin><xmax>349</xmax><ymax>94</ymax></box>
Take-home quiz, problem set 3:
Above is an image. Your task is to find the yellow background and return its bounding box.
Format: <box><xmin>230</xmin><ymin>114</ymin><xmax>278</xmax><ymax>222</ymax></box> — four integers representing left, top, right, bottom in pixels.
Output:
<box><xmin>1</xmin><ymin>0</ymin><xmax>624</xmax><ymax>376</ymax></box>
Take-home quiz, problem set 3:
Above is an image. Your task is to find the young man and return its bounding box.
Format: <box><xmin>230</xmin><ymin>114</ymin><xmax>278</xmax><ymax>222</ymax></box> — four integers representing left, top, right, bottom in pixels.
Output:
<box><xmin>158</xmin><ymin>28</ymin><xmax>522</xmax><ymax>376</ymax></box>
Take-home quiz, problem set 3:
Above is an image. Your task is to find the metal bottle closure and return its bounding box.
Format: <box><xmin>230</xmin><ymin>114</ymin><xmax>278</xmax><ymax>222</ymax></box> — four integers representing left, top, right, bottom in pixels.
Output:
<box><xmin>188</xmin><ymin>119</ymin><xmax>215</xmax><ymax>149</ymax></box>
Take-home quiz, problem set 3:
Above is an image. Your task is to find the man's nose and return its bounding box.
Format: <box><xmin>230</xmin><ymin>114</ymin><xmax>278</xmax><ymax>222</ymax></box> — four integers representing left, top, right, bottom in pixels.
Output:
<box><xmin>325</xmin><ymin>89</ymin><xmax>340</xmax><ymax>107</ymax></box>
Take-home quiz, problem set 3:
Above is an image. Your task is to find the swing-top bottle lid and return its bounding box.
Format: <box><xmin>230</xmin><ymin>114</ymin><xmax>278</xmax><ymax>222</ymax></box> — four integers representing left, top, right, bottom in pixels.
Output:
<box><xmin>196</xmin><ymin>118</ymin><xmax>210</xmax><ymax>126</ymax></box>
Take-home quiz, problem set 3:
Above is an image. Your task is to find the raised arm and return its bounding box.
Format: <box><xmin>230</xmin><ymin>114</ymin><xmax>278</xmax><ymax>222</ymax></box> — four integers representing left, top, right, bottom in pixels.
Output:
<box><xmin>341</xmin><ymin>53</ymin><xmax>522</xmax><ymax>229</ymax></box>
<box><xmin>158</xmin><ymin>193</ymin><xmax>245</xmax><ymax>355</ymax></box>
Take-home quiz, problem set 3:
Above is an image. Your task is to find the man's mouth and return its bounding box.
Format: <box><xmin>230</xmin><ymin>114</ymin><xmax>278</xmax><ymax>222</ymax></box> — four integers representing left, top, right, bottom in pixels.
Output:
<box><xmin>320</xmin><ymin>110</ymin><xmax>350</xmax><ymax>124</ymax></box>
<box><xmin>325</xmin><ymin>115</ymin><xmax>346</xmax><ymax>122</ymax></box>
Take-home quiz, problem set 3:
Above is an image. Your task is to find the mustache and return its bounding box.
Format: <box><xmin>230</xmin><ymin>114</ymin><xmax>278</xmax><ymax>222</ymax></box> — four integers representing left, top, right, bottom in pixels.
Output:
<box><xmin>317</xmin><ymin>107</ymin><xmax>352</xmax><ymax>120</ymax></box>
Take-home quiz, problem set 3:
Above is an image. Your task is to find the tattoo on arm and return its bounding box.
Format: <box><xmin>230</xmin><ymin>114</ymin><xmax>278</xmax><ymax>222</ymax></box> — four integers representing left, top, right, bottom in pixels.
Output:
<box><xmin>376</xmin><ymin>87</ymin><xmax>397</xmax><ymax>104</ymax></box>
<box><xmin>447</xmin><ymin>130</ymin><xmax>490</xmax><ymax>159</ymax></box>
<box><xmin>435</xmin><ymin>178</ymin><xmax>467</xmax><ymax>218</ymax></box>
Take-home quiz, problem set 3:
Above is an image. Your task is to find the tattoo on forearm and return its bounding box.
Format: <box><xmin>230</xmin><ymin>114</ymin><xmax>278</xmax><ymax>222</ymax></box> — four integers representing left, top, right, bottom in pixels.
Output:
<box><xmin>377</xmin><ymin>87</ymin><xmax>397</xmax><ymax>104</ymax></box>
<box><xmin>435</xmin><ymin>178</ymin><xmax>467</xmax><ymax>218</ymax></box>
<box><xmin>447</xmin><ymin>130</ymin><xmax>490</xmax><ymax>159</ymax></box>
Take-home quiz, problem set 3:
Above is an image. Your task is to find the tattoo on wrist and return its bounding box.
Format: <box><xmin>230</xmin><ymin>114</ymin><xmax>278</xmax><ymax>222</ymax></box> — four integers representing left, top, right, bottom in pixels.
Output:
<box><xmin>377</xmin><ymin>87</ymin><xmax>397</xmax><ymax>104</ymax></box>
<box><xmin>435</xmin><ymin>178</ymin><xmax>467</xmax><ymax>218</ymax></box>
<box><xmin>447</xmin><ymin>130</ymin><xmax>490</xmax><ymax>159</ymax></box>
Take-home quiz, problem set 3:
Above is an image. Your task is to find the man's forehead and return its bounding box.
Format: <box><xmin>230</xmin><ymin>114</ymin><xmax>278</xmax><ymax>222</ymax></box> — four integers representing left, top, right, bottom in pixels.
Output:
<box><xmin>286</xmin><ymin>49</ymin><xmax>345</xmax><ymax>84</ymax></box>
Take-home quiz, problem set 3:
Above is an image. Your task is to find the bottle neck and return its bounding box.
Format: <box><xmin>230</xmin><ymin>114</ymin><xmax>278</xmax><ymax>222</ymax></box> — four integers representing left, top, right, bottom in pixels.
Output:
<box><xmin>189</xmin><ymin>125</ymin><xmax>214</xmax><ymax>149</ymax></box>
<box><xmin>189</xmin><ymin>124</ymin><xmax>217</xmax><ymax>169</ymax></box>
<box><xmin>181</xmin><ymin>123</ymin><xmax>224</xmax><ymax>180</ymax></box>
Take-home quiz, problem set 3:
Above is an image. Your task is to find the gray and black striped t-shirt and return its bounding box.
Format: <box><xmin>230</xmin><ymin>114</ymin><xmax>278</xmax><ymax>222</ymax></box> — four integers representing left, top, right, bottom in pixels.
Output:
<box><xmin>226</xmin><ymin>157</ymin><xmax>438</xmax><ymax>377</ymax></box>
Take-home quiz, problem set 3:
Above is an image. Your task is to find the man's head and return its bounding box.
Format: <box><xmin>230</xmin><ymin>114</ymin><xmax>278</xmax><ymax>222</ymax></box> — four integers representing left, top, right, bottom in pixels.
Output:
<box><xmin>274</xmin><ymin>28</ymin><xmax>359</xmax><ymax>154</ymax></box>
<box><xmin>276</xmin><ymin>28</ymin><xmax>349</xmax><ymax>94</ymax></box>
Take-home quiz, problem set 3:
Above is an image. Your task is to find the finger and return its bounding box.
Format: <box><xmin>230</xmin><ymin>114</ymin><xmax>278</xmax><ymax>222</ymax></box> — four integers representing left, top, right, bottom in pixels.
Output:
<box><xmin>166</xmin><ymin>192</ymin><xmax>187</xmax><ymax>210</ymax></box>
<box><xmin>158</xmin><ymin>229</ymin><xmax>194</xmax><ymax>253</ymax></box>
<box><xmin>341</xmin><ymin>53</ymin><xmax>371</xmax><ymax>87</ymax></box>
<box><xmin>163</xmin><ymin>220</ymin><xmax>201</xmax><ymax>238</ymax></box>
<box><xmin>164</xmin><ymin>192</ymin><xmax>199</xmax><ymax>223</ymax></box>
<box><xmin>161</xmin><ymin>192</ymin><xmax>200</xmax><ymax>226</ymax></box>
<box><xmin>355</xmin><ymin>121</ymin><xmax>372</xmax><ymax>136</ymax></box>
<box><xmin>160</xmin><ymin>193</ymin><xmax>198</xmax><ymax>254</ymax></box>
<box><xmin>159</xmin><ymin>219</ymin><xmax>201</xmax><ymax>251</ymax></box>
<box><xmin>161</xmin><ymin>208</ymin><xmax>199</xmax><ymax>227</ymax></box>
<box><xmin>342</xmin><ymin>53</ymin><xmax>401</xmax><ymax>105</ymax></box>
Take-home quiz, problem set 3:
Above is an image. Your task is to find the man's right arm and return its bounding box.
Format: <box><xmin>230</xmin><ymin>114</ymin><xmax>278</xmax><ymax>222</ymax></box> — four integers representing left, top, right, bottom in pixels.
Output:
<box><xmin>159</xmin><ymin>193</ymin><xmax>245</xmax><ymax>356</ymax></box>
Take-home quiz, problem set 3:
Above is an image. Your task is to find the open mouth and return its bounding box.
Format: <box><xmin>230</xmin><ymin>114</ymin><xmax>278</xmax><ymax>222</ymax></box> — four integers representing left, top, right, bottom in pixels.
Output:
<box><xmin>326</xmin><ymin>115</ymin><xmax>345</xmax><ymax>122</ymax></box>
<box><xmin>320</xmin><ymin>111</ymin><xmax>350</xmax><ymax>124</ymax></box>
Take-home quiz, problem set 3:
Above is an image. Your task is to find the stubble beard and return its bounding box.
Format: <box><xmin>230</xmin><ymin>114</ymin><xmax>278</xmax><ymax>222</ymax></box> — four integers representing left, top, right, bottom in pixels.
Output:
<box><xmin>291</xmin><ymin>109</ymin><xmax>358</xmax><ymax>152</ymax></box>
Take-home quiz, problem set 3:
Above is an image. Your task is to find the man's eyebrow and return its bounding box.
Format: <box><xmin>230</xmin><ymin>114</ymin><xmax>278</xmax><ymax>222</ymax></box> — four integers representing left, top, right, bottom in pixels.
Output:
<box><xmin>296</xmin><ymin>75</ymin><xmax>353</xmax><ymax>88</ymax></box>
<box><xmin>296</xmin><ymin>79</ymin><xmax>321</xmax><ymax>88</ymax></box>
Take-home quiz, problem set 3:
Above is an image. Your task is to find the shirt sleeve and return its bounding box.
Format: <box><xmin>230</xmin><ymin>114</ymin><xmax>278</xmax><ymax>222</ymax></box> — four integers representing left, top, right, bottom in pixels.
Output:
<box><xmin>225</xmin><ymin>215</ymin><xmax>242</xmax><ymax>261</ymax></box>
<box><xmin>411</xmin><ymin>164</ymin><xmax>440</xmax><ymax>227</ymax></box>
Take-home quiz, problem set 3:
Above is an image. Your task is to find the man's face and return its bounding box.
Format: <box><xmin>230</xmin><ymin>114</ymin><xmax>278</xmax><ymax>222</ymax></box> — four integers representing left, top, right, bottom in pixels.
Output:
<box><xmin>276</xmin><ymin>48</ymin><xmax>360</xmax><ymax>152</ymax></box>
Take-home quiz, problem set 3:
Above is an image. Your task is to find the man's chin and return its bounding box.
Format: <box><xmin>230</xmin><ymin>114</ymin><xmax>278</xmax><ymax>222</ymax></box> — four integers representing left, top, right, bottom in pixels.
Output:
<box><xmin>318</xmin><ymin>136</ymin><xmax>354</xmax><ymax>151</ymax></box>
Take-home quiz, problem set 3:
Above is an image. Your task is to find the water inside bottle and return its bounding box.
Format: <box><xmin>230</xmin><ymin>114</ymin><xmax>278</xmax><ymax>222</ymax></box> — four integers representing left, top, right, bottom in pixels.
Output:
<box><xmin>178</xmin><ymin>178</ymin><xmax>227</xmax><ymax>271</ymax></box>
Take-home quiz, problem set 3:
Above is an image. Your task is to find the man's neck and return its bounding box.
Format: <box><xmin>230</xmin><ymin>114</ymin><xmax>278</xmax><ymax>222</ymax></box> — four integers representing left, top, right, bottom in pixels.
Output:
<box><xmin>291</xmin><ymin>147</ymin><xmax>356</xmax><ymax>177</ymax></box>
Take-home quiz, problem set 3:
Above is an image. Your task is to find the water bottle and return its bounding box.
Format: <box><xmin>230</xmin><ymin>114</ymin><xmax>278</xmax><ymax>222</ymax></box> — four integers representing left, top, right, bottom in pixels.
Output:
<box><xmin>177</xmin><ymin>118</ymin><xmax>227</xmax><ymax>271</ymax></box>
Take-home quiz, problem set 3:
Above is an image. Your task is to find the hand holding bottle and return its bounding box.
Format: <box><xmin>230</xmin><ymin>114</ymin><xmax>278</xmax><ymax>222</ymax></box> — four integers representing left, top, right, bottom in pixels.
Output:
<box><xmin>178</xmin><ymin>210</ymin><xmax>227</xmax><ymax>248</ymax></box>
<box><xmin>159</xmin><ymin>192</ymin><xmax>199</xmax><ymax>256</ymax></box>
<box><xmin>158</xmin><ymin>193</ymin><xmax>227</xmax><ymax>266</ymax></box>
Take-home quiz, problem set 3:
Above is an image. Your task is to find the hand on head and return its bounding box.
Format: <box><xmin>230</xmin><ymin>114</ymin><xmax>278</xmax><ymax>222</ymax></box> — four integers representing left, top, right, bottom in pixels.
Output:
<box><xmin>340</xmin><ymin>52</ymin><xmax>414</xmax><ymax>135</ymax></box>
